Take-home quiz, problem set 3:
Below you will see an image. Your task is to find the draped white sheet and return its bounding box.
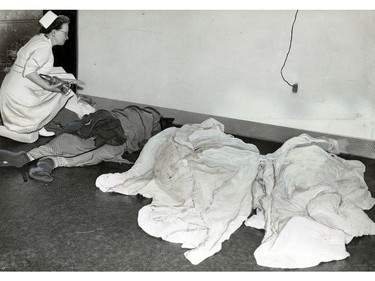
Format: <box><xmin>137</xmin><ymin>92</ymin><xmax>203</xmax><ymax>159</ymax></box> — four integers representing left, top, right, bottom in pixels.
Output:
<box><xmin>96</xmin><ymin>118</ymin><xmax>375</xmax><ymax>268</ymax></box>
<box><xmin>247</xmin><ymin>134</ymin><xmax>375</xmax><ymax>268</ymax></box>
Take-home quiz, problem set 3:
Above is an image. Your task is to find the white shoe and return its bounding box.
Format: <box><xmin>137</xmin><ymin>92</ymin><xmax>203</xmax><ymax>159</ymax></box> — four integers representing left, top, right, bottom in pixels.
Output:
<box><xmin>38</xmin><ymin>127</ymin><xmax>55</xmax><ymax>137</ymax></box>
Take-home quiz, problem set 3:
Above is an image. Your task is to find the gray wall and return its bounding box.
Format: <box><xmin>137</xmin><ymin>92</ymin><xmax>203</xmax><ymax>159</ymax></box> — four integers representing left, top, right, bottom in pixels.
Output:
<box><xmin>77</xmin><ymin>10</ymin><xmax>375</xmax><ymax>141</ymax></box>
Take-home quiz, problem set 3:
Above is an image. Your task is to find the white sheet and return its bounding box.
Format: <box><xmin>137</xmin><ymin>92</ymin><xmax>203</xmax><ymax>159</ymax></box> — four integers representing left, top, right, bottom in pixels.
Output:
<box><xmin>96</xmin><ymin>118</ymin><xmax>375</xmax><ymax>268</ymax></box>
<box><xmin>246</xmin><ymin>133</ymin><xmax>375</xmax><ymax>268</ymax></box>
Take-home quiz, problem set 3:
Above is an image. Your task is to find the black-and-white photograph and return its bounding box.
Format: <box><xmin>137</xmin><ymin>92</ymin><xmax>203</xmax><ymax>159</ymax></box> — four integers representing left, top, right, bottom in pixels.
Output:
<box><xmin>0</xmin><ymin>1</ymin><xmax>374</xmax><ymax>275</ymax></box>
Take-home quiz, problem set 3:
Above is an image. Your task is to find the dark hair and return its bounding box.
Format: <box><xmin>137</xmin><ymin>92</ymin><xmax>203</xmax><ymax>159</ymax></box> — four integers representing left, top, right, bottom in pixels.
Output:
<box><xmin>39</xmin><ymin>15</ymin><xmax>70</xmax><ymax>34</ymax></box>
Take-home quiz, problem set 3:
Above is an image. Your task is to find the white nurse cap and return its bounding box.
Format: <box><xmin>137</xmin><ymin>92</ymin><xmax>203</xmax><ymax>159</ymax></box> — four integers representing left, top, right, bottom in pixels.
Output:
<box><xmin>39</xmin><ymin>11</ymin><xmax>58</xmax><ymax>29</ymax></box>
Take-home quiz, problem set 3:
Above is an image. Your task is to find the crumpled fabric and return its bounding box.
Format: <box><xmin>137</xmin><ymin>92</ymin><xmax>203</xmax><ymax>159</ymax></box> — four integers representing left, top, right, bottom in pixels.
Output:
<box><xmin>111</xmin><ymin>105</ymin><xmax>162</xmax><ymax>154</ymax></box>
<box><xmin>64</xmin><ymin>94</ymin><xmax>96</xmax><ymax>119</ymax></box>
<box><xmin>96</xmin><ymin>118</ymin><xmax>260</xmax><ymax>264</ymax></box>
<box><xmin>95</xmin><ymin>119</ymin><xmax>375</xmax><ymax>268</ymax></box>
<box><xmin>61</xmin><ymin>109</ymin><xmax>126</xmax><ymax>147</ymax></box>
<box><xmin>246</xmin><ymin>133</ymin><xmax>375</xmax><ymax>268</ymax></box>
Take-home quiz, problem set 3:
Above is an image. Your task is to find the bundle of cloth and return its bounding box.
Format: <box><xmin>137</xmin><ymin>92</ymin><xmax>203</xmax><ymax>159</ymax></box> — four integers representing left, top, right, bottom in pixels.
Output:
<box><xmin>95</xmin><ymin>118</ymin><xmax>375</xmax><ymax>269</ymax></box>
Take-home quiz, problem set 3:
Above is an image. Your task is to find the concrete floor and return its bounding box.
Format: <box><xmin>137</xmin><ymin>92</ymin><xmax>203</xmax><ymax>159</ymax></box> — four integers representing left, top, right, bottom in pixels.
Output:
<box><xmin>0</xmin><ymin>133</ymin><xmax>375</xmax><ymax>271</ymax></box>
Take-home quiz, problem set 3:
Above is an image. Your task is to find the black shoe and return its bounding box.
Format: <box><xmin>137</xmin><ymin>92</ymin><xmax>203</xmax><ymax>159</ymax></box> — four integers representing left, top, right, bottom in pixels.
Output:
<box><xmin>0</xmin><ymin>149</ymin><xmax>29</xmax><ymax>167</ymax></box>
<box><xmin>29</xmin><ymin>158</ymin><xmax>54</xmax><ymax>182</ymax></box>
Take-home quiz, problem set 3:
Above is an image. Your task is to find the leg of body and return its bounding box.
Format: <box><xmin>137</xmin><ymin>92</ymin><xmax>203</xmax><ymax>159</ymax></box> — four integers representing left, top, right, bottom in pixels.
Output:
<box><xmin>29</xmin><ymin>141</ymin><xmax>127</xmax><ymax>182</ymax></box>
<box><xmin>1</xmin><ymin>133</ymin><xmax>95</xmax><ymax>167</ymax></box>
<box><xmin>27</xmin><ymin>133</ymin><xmax>98</xmax><ymax>160</ymax></box>
<box><xmin>49</xmin><ymin>142</ymin><xmax>127</xmax><ymax>168</ymax></box>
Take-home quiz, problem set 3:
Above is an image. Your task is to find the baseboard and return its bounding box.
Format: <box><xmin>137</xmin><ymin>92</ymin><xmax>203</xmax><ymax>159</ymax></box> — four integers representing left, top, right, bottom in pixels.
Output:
<box><xmin>85</xmin><ymin>95</ymin><xmax>375</xmax><ymax>160</ymax></box>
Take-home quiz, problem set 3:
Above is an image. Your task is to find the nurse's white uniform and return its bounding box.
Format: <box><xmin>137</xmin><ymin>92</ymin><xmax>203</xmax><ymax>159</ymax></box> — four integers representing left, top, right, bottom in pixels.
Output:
<box><xmin>0</xmin><ymin>34</ymin><xmax>73</xmax><ymax>134</ymax></box>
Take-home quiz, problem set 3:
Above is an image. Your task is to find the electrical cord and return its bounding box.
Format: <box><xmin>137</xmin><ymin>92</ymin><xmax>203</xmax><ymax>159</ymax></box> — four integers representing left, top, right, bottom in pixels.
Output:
<box><xmin>280</xmin><ymin>10</ymin><xmax>299</xmax><ymax>88</ymax></box>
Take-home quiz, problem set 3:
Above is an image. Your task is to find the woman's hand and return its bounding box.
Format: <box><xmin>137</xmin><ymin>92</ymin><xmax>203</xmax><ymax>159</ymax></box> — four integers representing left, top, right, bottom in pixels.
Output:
<box><xmin>44</xmin><ymin>82</ymin><xmax>64</xmax><ymax>93</ymax></box>
<box><xmin>26</xmin><ymin>72</ymin><xmax>63</xmax><ymax>93</ymax></box>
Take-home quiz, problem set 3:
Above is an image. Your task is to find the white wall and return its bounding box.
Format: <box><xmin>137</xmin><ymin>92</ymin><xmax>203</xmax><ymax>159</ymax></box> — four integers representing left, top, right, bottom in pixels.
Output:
<box><xmin>77</xmin><ymin>10</ymin><xmax>375</xmax><ymax>140</ymax></box>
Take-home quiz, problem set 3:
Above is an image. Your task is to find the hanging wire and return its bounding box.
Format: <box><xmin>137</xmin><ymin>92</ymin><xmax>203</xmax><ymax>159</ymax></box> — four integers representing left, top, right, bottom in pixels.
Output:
<box><xmin>280</xmin><ymin>10</ymin><xmax>299</xmax><ymax>87</ymax></box>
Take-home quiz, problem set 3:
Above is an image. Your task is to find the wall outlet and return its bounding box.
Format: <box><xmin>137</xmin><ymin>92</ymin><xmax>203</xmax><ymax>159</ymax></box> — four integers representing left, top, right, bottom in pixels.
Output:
<box><xmin>292</xmin><ymin>83</ymin><xmax>298</xmax><ymax>93</ymax></box>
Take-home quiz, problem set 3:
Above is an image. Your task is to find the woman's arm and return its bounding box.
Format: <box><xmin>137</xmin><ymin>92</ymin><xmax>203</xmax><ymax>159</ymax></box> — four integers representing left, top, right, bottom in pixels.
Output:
<box><xmin>26</xmin><ymin>72</ymin><xmax>63</xmax><ymax>93</ymax></box>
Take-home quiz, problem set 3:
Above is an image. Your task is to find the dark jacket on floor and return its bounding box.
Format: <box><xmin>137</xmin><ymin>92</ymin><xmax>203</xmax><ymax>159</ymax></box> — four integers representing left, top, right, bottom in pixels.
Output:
<box><xmin>61</xmin><ymin>109</ymin><xmax>126</xmax><ymax>147</ymax></box>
